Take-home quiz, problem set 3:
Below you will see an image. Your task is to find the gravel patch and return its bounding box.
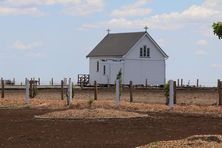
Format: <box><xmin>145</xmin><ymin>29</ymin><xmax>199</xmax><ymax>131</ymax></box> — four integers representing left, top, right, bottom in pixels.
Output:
<box><xmin>1</xmin><ymin>98</ymin><xmax>222</xmax><ymax>117</ymax></box>
<box><xmin>139</xmin><ymin>135</ymin><xmax>222</xmax><ymax>148</ymax></box>
<box><xmin>35</xmin><ymin>108</ymin><xmax>148</xmax><ymax>119</ymax></box>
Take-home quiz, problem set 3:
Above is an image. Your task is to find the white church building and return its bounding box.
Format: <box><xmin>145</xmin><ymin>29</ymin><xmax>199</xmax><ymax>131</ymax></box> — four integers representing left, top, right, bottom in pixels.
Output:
<box><xmin>87</xmin><ymin>31</ymin><xmax>168</xmax><ymax>86</ymax></box>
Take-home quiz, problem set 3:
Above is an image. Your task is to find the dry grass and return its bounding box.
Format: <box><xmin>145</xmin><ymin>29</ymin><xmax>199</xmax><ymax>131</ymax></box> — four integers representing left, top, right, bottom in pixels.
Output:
<box><xmin>1</xmin><ymin>97</ymin><xmax>222</xmax><ymax>117</ymax></box>
<box><xmin>139</xmin><ymin>135</ymin><xmax>222</xmax><ymax>148</ymax></box>
<box><xmin>2</xmin><ymin>88</ymin><xmax>218</xmax><ymax>105</ymax></box>
<box><xmin>0</xmin><ymin>98</ymin><xmax>67</xmax><ymax>109</ymax></box>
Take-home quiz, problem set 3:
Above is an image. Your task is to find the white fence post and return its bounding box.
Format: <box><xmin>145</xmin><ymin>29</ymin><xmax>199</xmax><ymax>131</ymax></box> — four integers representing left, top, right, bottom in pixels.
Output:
<box><xmin>25</xmin><ymin>78</ymin><xmax>29</xmax><ymax>104</ymax></box>
<box><xmin>169</xmin><ymin>80</ymin><xmax>174</xmax><ymax>110</ymax></box>
<box><xmin>116</xmin><ymin>79</ymin><xmax>120</xmax><ymax>107</ymax></box>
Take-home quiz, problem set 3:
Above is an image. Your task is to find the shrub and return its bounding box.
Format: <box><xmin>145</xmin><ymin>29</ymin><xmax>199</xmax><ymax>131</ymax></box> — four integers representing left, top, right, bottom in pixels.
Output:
<box><xmin>87</xmin><ymin>99</ymin><xmax>94</xmax><ymax>108</ymax></box>
<box><xmin>164</xmin><ymin>82</ymin><xmax>170</xmax><ymax>105</ymax></box>
<box><xmin>164</xmin><ymin>82</ymin><xmax>169</xmax><ymax>98</ymax></box>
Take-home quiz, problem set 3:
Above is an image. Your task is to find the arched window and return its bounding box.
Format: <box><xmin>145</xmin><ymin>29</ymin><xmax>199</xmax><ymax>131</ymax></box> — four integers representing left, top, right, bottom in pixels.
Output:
<box><xmin>147</xmin><ymin>48</ymin><xmax>150</xmax><ymax>57</ymax></box>
<box><xmin>143</xmin><ymin>45</ymin><xmax>147</xmax><ymax>57</ymax></box>
<box><xmin>140</xmin><ymin>48</ymin><xmax>143</xmax><ymax>57</ymax></box>
<box><xmin>139</xmin><ymin>45</ymin><xmax>150</xmax><ymax>58</ymax></box>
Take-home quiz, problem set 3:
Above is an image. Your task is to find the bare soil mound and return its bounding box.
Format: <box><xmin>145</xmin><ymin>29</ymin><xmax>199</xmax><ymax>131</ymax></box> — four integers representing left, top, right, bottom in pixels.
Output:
<box><xmin>140</xmin><ymin>135</ymin><xmax>222</xmax><ymax>148</ymax></box>
<box><xmin>35</xmin><ymin>108</ymin><xmax>148</xmax><ymax>119</ymax></box>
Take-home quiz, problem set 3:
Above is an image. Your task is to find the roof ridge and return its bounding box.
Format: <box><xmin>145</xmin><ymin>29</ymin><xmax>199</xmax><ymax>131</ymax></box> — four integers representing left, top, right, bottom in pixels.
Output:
<box><xmin>109</xmin><ymin>31</ymin><xmax>146</xmax><ymax>35</ymax></box>
<box><xmin>87</xmin><ymin>31</ymin><xmax>156</xmax><ymax>58</ymax></box>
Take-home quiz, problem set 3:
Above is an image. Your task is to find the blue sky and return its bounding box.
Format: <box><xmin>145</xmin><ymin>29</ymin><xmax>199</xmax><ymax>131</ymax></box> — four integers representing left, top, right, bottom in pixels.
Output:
<box><xmin>0</xmin><ymin>0</ymin><xmax>221</xmax><ymax>86</ymax></box>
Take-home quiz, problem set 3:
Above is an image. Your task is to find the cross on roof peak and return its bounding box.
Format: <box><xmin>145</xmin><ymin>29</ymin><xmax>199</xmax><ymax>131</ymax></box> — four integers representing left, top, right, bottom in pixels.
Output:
<box><xmin>106</xmin><ymin>28</ymin><xmax>111</xmax><ymax>34</ymax></box>
<box><xmin>144</xmin><ymin>26</ymin><xmax>149</xmax><ymax>32</ymax></box>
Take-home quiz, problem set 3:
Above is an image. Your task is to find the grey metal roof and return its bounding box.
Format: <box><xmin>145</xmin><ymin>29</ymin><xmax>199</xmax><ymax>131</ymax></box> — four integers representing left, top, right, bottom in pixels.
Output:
<box><xmin>87</xmin><ymin>32</ymin><xmax>146</xmax><ymax>57</ymax></box>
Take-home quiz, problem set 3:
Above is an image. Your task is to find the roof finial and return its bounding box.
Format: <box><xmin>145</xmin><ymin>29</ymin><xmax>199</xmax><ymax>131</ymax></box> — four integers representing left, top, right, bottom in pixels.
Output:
<box><xmin>144</xmin><ymin>26</ymin><xmax>148</xmax><ymax>32</ymax></box>
<box><xmin>106</xmin><ymin>28</ymin><xmax>111</xmax><ymax>34</ymax></box>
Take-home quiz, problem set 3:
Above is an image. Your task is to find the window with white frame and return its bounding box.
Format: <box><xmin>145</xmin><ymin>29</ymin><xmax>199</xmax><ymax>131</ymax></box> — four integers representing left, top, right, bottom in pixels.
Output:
<box><xmin>140</xmin><ymin>45</ymin><xmax>150</xmax><ymax>58</ymax></box>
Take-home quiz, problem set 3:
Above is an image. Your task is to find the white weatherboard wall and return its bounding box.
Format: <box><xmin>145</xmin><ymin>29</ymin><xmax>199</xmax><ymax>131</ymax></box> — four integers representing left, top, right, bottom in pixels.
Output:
<box><xmin>89</xmin><ymin>34</ymin><xmax>166</xmax><ymax>86</ymax></box>
<box><xmin>89</xmin><ymin>58</ymin><xmax>124</xmax><ymax>85</ymax></box>
<box><xmin>123</xmin><ymin>35</ymin><xmax>166</xmax><ymax>85</ymax></box>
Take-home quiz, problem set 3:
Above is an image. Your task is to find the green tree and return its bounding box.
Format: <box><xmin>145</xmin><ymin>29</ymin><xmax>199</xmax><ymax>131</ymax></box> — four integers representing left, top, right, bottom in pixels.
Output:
<box><xmin>212</xmin><ymin>22</ymin><xmax>222</xmax><ymax>39</ymax></box>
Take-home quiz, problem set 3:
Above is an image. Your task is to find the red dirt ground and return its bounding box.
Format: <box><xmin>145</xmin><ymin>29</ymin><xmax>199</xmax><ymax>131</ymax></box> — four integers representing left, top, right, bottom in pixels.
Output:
<box><xmin>1</xmin><ymin>109</ymin><xmax>222</xmax><ymax>148</ymax></box>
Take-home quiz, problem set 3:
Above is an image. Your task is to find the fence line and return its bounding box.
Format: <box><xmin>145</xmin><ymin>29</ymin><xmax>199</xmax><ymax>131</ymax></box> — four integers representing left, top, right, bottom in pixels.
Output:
<box><xmin>1</xmin><ymin>77</ymin><xmax>222</xmax><ymax>106</ymax></box>
<box><xmin>218</xmin><ymin>79</ymin><xmax>222</xmax><ymax>105</ymax></box>
<box><xmin>1</xmin><ymin>78</ymin><xmax>4</xmax><ymax>98</ymax></box>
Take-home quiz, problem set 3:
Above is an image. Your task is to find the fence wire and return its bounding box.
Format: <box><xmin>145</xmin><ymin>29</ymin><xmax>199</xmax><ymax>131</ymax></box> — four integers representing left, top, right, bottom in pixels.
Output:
<box><xmin>1</xmin><ymin>85</ymin><xmax>219</xmax><ymax>106</ymax></box>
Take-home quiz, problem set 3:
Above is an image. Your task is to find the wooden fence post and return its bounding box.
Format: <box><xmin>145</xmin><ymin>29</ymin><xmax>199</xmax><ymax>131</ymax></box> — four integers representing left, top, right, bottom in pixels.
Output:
<box><xmin>29</xmin><ymin>80</ymin><xmax>33</xmax><ymax>98</ymax></box>
<box><xmin>181</xmin><ymin>79</ymin><xmax>183</xmax><ymax>87</ymax></box>
<box><xmin>94</xmin><ymin>81</ymin><xmax>97</xmax><ymax>100</ymax></box>
<box><xmin>72</xmin><ymin>82</ymin><xmax>74</xmax><ymax>99</ymax></box>
<box><xmin>61</xmin><ymin>80</ymin><xmax>64</xmax><ymax>100</ymax></box>
<box><xmin>1</xmin><ymin>78</ymin><xmax>4</xmax><ymax>98</ymax></box>
<box><xmin>25</xmin><ymin>78</ymin><xmax>29</xmax><ymax>104</ymax></box>
<box><xmin>51</xmin><ymin>78</ymin><xmax>53</xmax><ymax>86</ymax></box>
<box><xmin>145</xmin><ymin>79</ymin><xmax>148</xmax><ymax>88</ymax></box>
<box><xmin>218</xmin><ymin>79</ymin><xmax>222</xmax><ymax>105</ymax></box>
<box><xmin>174</xmin><ymin>81</ymin><xmax>176</xmax><ymax>104</ymax></box>
<box><xmin>129</xmin><ymin>81</ymin><xmax>133</xmax><ymax>102</ymax></box>
<box><xmin>38</xmin><ymin>78</ymin><xmax>40</xmax><ymax>85</ymax></box>
<box><xmin>177</xmin><ymin>79</ymin><xmax>180</xmax><ymax>87</ymax></box>
<box><xmin>34</xmin><ymin>80</ymin><xmax>38</xmax><ymax>97</ymax></box>
<box><xmin>13</xmin><ymin>78</ymin><xmax>15</xmax><ymax>85</ymax></box>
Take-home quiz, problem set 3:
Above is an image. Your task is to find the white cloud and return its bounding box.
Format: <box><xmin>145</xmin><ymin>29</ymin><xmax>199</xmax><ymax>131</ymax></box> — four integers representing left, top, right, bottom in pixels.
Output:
<box><xmin>202</xmin><ymin>0</ymin><xmax>222</xmax><ymax>10</ymax></box>
<box><xmin>210</xmin><ymin>64</ymin><xmax>222</xmax><ymax>69</ymax></box>
<box><xmin>10</xmin><ymin>40</ymin><xmax>46</xmax><ymax>58</ymax></box>
<box><xmin>196</xmin><ymin>40</ymin><xmax>208</xmax><ymax>46</ymax></box>
<box><xmin>79</xmin><ymin>24</ymin><xmax>98</xmax><ymax>30</ymax></box>
<box><xmin>25</xmin><ymin>52</ymin><xmax>46</xmax><ymax>58</ymax></box>
<box><xmin>199</xmin><ymin>25</ymin><xmax>215</xmax><ymax>38</ymax></box>
<box><xmin>62</xmin><ymin>0</ymin><xmax>104</xmax><ymax>16</ymax></box>
<box><xmin>13</xmin><ymin>40</ymin><xmax>43</xmax><ymax>50</ymax></box>
<box><xmin>0</xmin><ymin>0</ymin><xmax>104</xmax><ymax>16</ymax></box>
<box><xmin>195</xmin><ymin>49</ymin><xmax>208</xmax><ymax>55</ymax></box>
<box><xmin>111</xmin><ymin>0</ymin><xmax>151</xmax><ymax>18</ymax></box>
<box><xmin>82</xmin><ymin>0</ymin><xmax>222</xmax><ymax>30</ymax></box>
<box><xmin>0</xmin><ymin>6</ymin><xmax>45</xmax><ymax>16</ymax></box>
<box><xmin>0</xmin><ymin>40</ymin><xmax>46</xmax><ymax>58</ymax></box>
<box><xmin>157</xmin><ymin>38</ymin><xmax>167</xmax><ymax>47</ymax></box>
<box><xmin>1</xmin><ymin>0</ymin><xmax>82</xmax><ymax>6</ymax></box>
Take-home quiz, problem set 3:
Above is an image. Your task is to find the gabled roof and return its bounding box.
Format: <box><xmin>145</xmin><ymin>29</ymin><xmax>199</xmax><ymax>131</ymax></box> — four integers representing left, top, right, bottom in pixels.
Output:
<box><xmin>86</xmin><ymin>31</ymin><xmax>168</xmax><ymax>58</ymax></box>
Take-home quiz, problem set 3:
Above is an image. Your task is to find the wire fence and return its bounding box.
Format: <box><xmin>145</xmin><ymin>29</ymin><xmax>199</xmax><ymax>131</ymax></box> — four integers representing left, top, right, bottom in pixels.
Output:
<box><xmin>1</xmin><ymin>77</ymin><xmax>222</xmax><ymax>106</ymax></box>
<box><xmin>1</xmin><ymin>85</ymin><xmax>219</xmax><ymax>105</ymax></box>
